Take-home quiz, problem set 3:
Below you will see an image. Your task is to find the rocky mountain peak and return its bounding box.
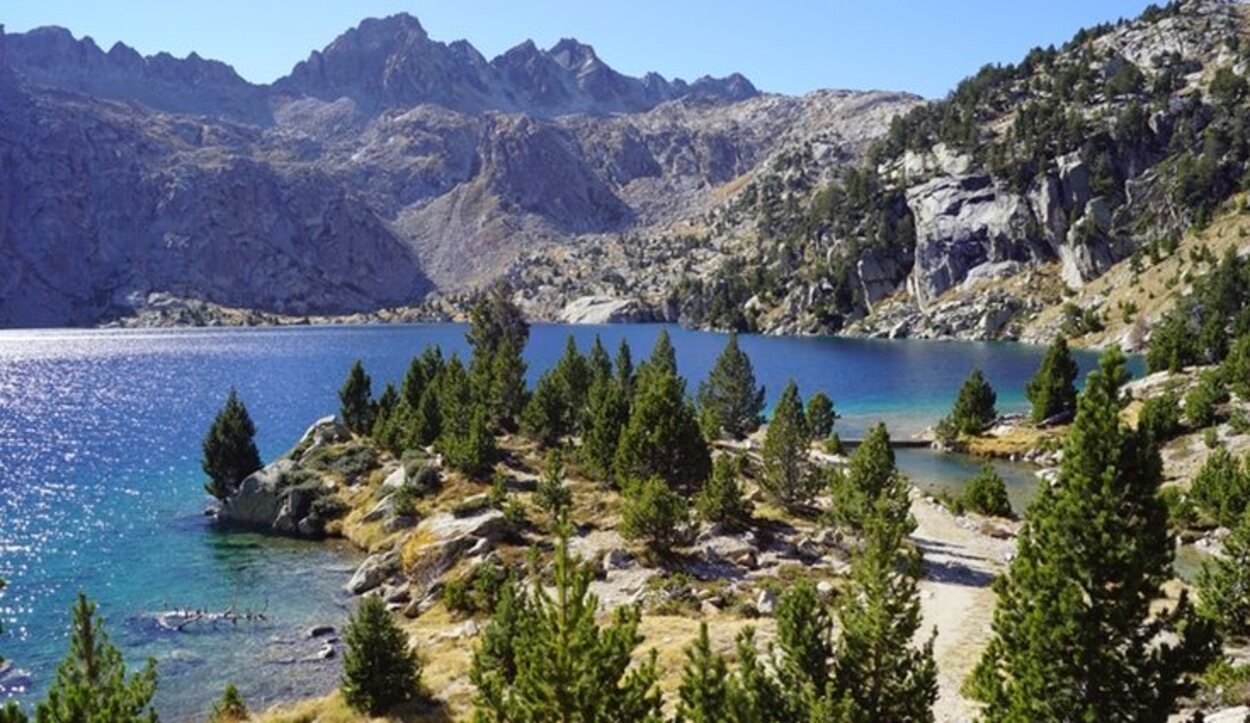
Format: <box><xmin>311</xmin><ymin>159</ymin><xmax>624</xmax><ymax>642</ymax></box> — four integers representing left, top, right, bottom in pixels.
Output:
<box><xmin>548</xmin><ymin>38</ymin><xmax>601</xmax><ymax>72</ymax></box>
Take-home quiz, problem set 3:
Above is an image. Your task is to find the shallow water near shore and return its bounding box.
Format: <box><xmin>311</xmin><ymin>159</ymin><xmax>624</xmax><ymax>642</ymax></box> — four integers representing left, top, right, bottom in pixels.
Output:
<box><xmin>0</xmin><ymin>323</ymin><xmax>1125</xmax><ymax>718</ymax></box>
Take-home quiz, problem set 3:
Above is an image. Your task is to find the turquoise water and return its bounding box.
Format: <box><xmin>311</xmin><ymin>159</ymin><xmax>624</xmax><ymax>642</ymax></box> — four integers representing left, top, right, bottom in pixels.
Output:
<box><xmin>0</xmin><ymin>324</ymin><xmax>1123</xmax><ymax>719</ymax></box>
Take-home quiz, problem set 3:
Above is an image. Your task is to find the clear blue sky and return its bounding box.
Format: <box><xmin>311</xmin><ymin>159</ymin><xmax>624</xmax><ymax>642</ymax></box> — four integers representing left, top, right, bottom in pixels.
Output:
<box><xmin>3</xmin><ymin>1</ymin><xmax>1158</xmax><ymax>98</ymax></box>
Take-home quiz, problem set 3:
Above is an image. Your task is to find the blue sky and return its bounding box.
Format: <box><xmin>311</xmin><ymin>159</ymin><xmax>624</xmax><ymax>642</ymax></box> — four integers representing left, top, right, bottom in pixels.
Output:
<box><xmin>3</xmin><ymin>1</ymin><xmax>1159</xmax><ymax>98</ymax></box>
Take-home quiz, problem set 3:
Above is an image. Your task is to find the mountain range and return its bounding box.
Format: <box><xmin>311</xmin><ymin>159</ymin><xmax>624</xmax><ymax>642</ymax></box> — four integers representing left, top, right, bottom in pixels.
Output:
<box><xmin>0</xmin><ymin>13</ymin><xmax>915</xmax><ymax>327</ymax></box>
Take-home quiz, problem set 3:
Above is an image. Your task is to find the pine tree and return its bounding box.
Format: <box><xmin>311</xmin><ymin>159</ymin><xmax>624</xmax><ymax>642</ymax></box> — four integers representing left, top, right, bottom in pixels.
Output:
<box><xmin>774</xmin><ymin>580</ymin><xmax>834</xmax><ymax>711</ymax></box>
<box><xmin>620</xmin><ymin>476</ymin><xmax>690</xmax><ymax>555</ymax></box>
<box><xmin>696</xmin><ymin>332</ymin><xmax>766</xmax><ymax>440</ymax></box>
<box><xmin>1197</xmin><ymin>506</ymin><xmax>1250</xmax><ymax>637</ymax></box>
<box><xmin>490</xmin><ymin>343</ymin><xmax>529</xmax><ymax>432</ymax></box>
<box><xmin>554</xmin><ymin>335</ymin><xmax>592</xmax><ymax>429</ymax></box>
<box><xmin>438</xmin><ymin>355</ymin><xmax>473</xmax><ymax>449</ymax></box>
<box><xmin>400</xmin><ymin>354</ymin><xmax>429</xmax><ymax>409</ymax></box>
<box><xmin>961</xmin><ymin>463</ymin><xmax>1013</xmax><ymax>519</ymax></box>
<box><xmin>759</xmin><ymin>380</ymin><xmax>817</xmax><ymax>508</ymax></box>
<box><xmin>725</xmin><ymin>628</ymin><xmax>787</xmax><ymax>723</ymax></box>
<box><xmin>828</xmin><ymin>423</ymin><xmax>910</xmax><ymax>534</ymax></box>
<box><xmin>534</xmin><ymin>448</ymin><xmax>572</xmax><ymax>518</ymax></box>
<box><xmin>587</xmin><ymin>335</ymin><xmax>613</xmax><ymax>386</ymax></box>
<box><xmin>614</xmin><ymin>365</ymin><xmax>711</xmax><ymax>492</ymax></box>
<box><xmin>675</xmin><ymin>622</ymin><xmax>732</xmax><ymax>723</ymax></box>
<box><xmin>445</xmin><ymin>404</ymin><xmax>498</xmax><ymax>478</ymax></box>
<box><xmin>341</xmin><ymin>595</ymin><xmax>422</xmax><ymax>716</ymax></box>
<box><xmin>1026</xmin><ymin>337</ymin><xmax>1080</xmax><ymax>423</ymax></box>
<box><xmin>805</xmin><ymin>392</ymin><xmax>838</xmax><ymax>441</ymax></box>
<box><xmin>202</xmin><ymin>388</ymin><xmax>262</xmax><ymax>501</ymax></box>
<box><xmin>826</xmin><ymin>496</ymin><xmax>936</xmax><ymax>722</ymax></box>
<box><xmin>521</xmin><ymin>370</ymin><xmax>569</xmax><ymax>447</ymax></box>
<box><xmin>411</xmin><ymin>384</ymin><xmax>443</xmax><ymax>448</ymax></box>
<box><xmin>581</xmin><ymin>377</ymin><xmax>629</xmax><ymax>482</ymax></box>
<box><xmin>967</xmin><ymin>347</ymin><xmax>1219</xmax><ymax>721</ymax></box>
<box><xmin>35</xmin><ymin>594</ymin><xmax>158</xmax><ymax>723</ymax></box>
<box><xmin>615</xmin><ymin>338</ymin><xmax>635</xmax><ymax>398</ymax></box>
<box><xmin>338</xmin><ymin>360</ymin><xmax>374</xmax><ymax>435</ymax></box>
<box><xmin>470</xmin><ymin>528</ymin><xmax>664</xmax><ymax>722</ymax></box>
<box><xmin>370</xmin><ymin>382</ymin><xmax>399</xmax><ymax>441</ymax></box>
<box><xmin>638</xmin><ymin>329</ymin><xmax>678</xmax><ymax>382</ymax></box>
<box><xmin>940</xmin><ymin>368</ymin><xmax>997</xmax><ymax>437</ymax></box>
<box><xmin>1189</xmin><ymin>445</ymin><xmax>1250</xmax><ymax>528</ymax></box>
<box><xmin>466</xmin><ymin>283</ymin><xmax>529</xmax><ymax>362</ymax></box>
<box><xmin>207</xmin><ymin>683</ymin><xmax>247</xmax><ymax>723</ymax></box>
<box><xmin>694</xmin><ymin>454</ymin><xmax>753</xmax><ymax>530</ymax></box>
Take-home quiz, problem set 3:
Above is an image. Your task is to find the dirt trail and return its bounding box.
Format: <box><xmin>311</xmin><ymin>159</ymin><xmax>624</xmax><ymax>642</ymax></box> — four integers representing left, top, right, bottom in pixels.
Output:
<box><xmin>910</xmin><ymin>491</ymin><xmax>1017</xmax><ymax>722</ymax></box>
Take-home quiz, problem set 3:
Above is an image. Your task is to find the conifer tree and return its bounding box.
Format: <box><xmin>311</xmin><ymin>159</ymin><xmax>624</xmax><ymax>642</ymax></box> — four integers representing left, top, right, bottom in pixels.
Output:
<box><xmin>490</xmin><ymin>343</ymin><xmax>529</xmax><ymax>432</ymax></box>
<box><xmin>615</xmin><ymin>338</ymin><xmax>635</xmax><ymax>398</ymax></box>
<box><xmin>725</xmin><ymin>628</ymin><xmax>787</xmax><ymax>723</ymax></box>
<box><xmin>1197</xmin><ymin>506</ymin><xmax>1250</xmax><ymax>637</ymax></box>
<box><xmin>828</xmin><ymin>423</ymin><xmax>910</xmax><ymax>534</ymax></box>
<box><xmin>968</xmin><ymin>347</ymin><xmax>1218</xmax><ymax>721</ymax></box>
<box><xmin>696</xmin><ymin>332</ymin><xmax>766</xmax><ymax>440</ymax></box>
<box><xmin>620</xmin><ymin>476</ymin><xmax>690</xmax><ymax>555</ymax></box>
<box><xmin>202</xmin><ymin>388</ymin><xmax>262</xmax><ymax>501</ymax></box>
<box><xmin>614</xmin><ymin>365</ymin><xmax>710</xmax><ymax>492</ymax></box>
<box><xmin>438</xmin><ymin>355</ymin><xmax>472</xmax><ymax>441</ymax></box>
<box><xmin>470</xmin><ymin>527</ymin><xmax>663</xmax><ymax>722</ymax></box>
<box><xmin>338</xmin><ymin>360</ymin><xmax>374</xmax><ymax>435</ymax></box>
<box><xmin>400</xmin><ymin>355</ymin><xmax>428</xmax><ymax>409</ymax></box>
<box><xmin>587</xmin><ymin>335</ymin><xmax>613</xmax><ymax>386</ymax></box>
<box><xmin>637</xmin><ymin>329</ymin><xmax>677</xmax><ymax>383</ymax></box>
<box><xmin>411</xmin><ymin>385</ymin><xmax>443</xmax><ymax>448</ymax></box>
<box><xmin>207</xmin><ymin>683</ymin><xmax>248</xmax><ymax>723</ymax></box>
<box><xmin>534</xmin><ymin>448</ymin><xmax>572</xmax><ymax>518</ymax></box>
<box><xmin>1026</xmin><ymin>337</ymin><xmax>1080</xmax><ymax>423</ymax></box>
<box><xmin>694</xmin><ymin>454</ymin><xmax>753</xmax><ymax>530</ymax></box>
<box><xmin>341</xmin><ymin>596</ymin><xmax>422</xmax><ymax>716</ymax></box>
<box><xmin>939</xmin><ymin>368</ymin><xmax>998</xmax><ymax>437</ymax></box>
<box><xmin>35</xmin><ymin>594</ymin><xmax>158</xmax><ymax>723</ymax></box>
<box><xmin>759</xmin><ymin>380</ymin><xmax>817</xmax><ymax>508</ymax></box>
<box><xmin>1189</xmin><ymin>445</ymin><xmax>1250</xmax><ymax>528</ymax></box>
<box><xmin>370</xmin><ymin>382</ymin><xmax>399</xmax><ymax>441</ymax></box>
<box><xmin>554</xmin><ymin>335</ymin><xmax>592</xmax><ymax>427</ymax></box>
<box><xmin>774</xmin><ymin>580</ymin><xmax>834</xmax><ymax>713</ymax></box>
<box><xmin>581</xmin><ymin>377</ymin><xmax>629</xmax><ymax>482</ymax></box>
<box><xmin>521</xmin><ymin>370</ymin><xmax>569</xmax><ymax>447</ymax></box>
<box><xmin>675</xmin><ymin>623</ymin><xmax>732</xmax><ymax>723</ymax></box>
<box><xmin>805</xmin><ymin>392</ymin><xmax>838</xmax><ymax>440</ymax></box>
<box><xmin>446</xmin><ymin>404</ymin><xmax>498</xmax><ymax>478</ymax></box>
<box><xmin>826</xmin><ymin>496</ymin><xmax>936</xmax><ymax>722</ymax></box>
<box><xmin>961</xmin><ymin>464</ymin><xmax>1013</xmax><ymax>519</ymax></box>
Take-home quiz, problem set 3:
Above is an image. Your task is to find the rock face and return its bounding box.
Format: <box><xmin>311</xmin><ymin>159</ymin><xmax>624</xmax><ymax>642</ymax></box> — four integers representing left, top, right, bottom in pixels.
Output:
<box><xmin>558</xmin><ymin>295</ymin><xmax>657</xmax><ymax>324</ymax></box>
<box><xmin>0</xmin><ymin>15</ymin><xmax>916</xmax><ymax>328</ymax></box>
<box><xmin>906</xmin><ymin>175</ymin><xmax>1050</xmax><ymax>306</ymax></box>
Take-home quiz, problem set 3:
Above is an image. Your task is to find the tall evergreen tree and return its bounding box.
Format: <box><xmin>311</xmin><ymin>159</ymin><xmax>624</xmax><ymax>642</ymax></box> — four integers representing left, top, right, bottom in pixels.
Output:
<box><xmin>445</xmin><ymin>404</ymin><xmax>498</xmax><ymax>479</ymax></box>
<box><xmin>826</xmin><ymin>496</ymin><xmax>937</xmax><ymax>722</ymax></box>
<box><xmin>759</xmin><ymin>381</ymin><xmax>818</xmax><ymax>508</ymax></box>
<box><xmin>370</xmin><ymin>382</ymin><xmax>399</xmax><ymax>441</ymax></box>
<box><xmin>697</xmin><ymin>332</ymin><xmax>766</xmax><ymax>440</ymax></box>
<box><xmin>466</xmin><ymin>283</ymin><xmax>530</xmax><ymax>361</ymax></box>
<box><xmin>35</xmin><ymin>594</ymin><xmax>158</xmax><ymax>723</ymax></box>
<box><xmin>202</xmin><ymin>388</ymin><xmax>262</xmax><ymax>501</ymax></box>
<box><xmin>773</xmin><ymin>580</ymin><xmax>834</xmax><ymax>715</ymax></box>
<box><xmin>340</xmin><ymin>596</ymin><xmax>422</xmax><ymax>716</ymax></box>
<box><xmin>615</xmin><ymin>338</ymin><xmax>635</xmax><ymax>398</ymax></box>
<box><xmin>939</xmin><ymin>369</ymin><xmax>998</xmax><ymax>438</ymax></box>
<box><xmin>587</xmin><ymin>335</ymin><xmax>613</xmax><ymax>386</ymax></box>
<box><xmin>554</xmin><ymin>335</ymin><xmax>592</xmax><ymax>428</ymax></box>
<box><xmin>470</xmin><ymin>528</ymin><xmax>663</xmax><ymax>722</ymax></box>
<box><xmin>489</xmin><ymin>342</ymin><xmax>529</xmax><ymax>432</ymax></box>
<box><xmin>466</xmin><ymin>286</ymin><xmax>529</xmax><ymax>431</ymax></box>
<box><xmin>338</xmin><ymin>360</ymin><xmax>374</xmax><ymax>435</ymax></box>
<box><xmin>1196</xmin><ymin>506</ymin><xmax>1250</xmax><ymax>637</ymax></box>
<box><xmin>694</xmin><ymin>454</ymin><xmax>753</xmax><ymax>530</ymax></box>
<box><xmin>581</xmin><ymin>377</ymin><xmax>629</xmax><ymax>482</ymax></box>
<box><xmin>614</xmin><ymin>365</ymin><xmax>710</xmax><ymax>492</ymax></box>
<box><xmin>400</xmin><ymin>355</ymin><xmax>428</xmax><ymax>409</ymax></box>
<box><xmin>828</xmin><ymin>423</ymin><xmax>910</xmax><ymax>533</ymax></box>
<box><xmin>411</xmin><ymin>385</ymin><xmax>443</xmax><ymax>448</ymax></box>
<box><xmin>637</xmin><ymin>330</ymin><xmax>678</xmax><ymax>383</ymax></box>
<box><xmin>805</xmin><ymin>392</ymin><xmax>838</xmax><ymax>441</ymax></box>
<box><xmin>675</xmin><ymin>623</ymin><xmax>733</xmax><ymax>723</ymax></box>
<box><xmin>968</xmin><ymin>347</ymin><xmax>1219</xmax><ymax>721</ymax></box>
<box><xmin>1026</xmin><ymin>337</ymin><xmax>1080</xmax><ymax>423</ymax></box>
<box><xmin>521</xmin><ymin>371</ymin><xmax>569</xmax><ymax>447</ymax></box>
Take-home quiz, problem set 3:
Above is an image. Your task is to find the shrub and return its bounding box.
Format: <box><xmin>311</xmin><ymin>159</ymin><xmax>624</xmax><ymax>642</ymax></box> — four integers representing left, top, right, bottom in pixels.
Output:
<box><xmin>1190</xmin><ymin>446</ymin><xmax>1250</xmax><ymax>528</ymax></box>
<box><xmin>1186</xmin><ymin>370</ymin><xmax>1229</xmax><ymax>429</ymax></box>
<box><xmin>1137</xmin><ymin>392</ymin><xmax>1183</xmax><ymax>443</ymax></box>
<box><xmin>961</xmin><ymin>464</ymin><xmax>1014</xmax><ymax>518</ymax></box>
<box><xmin>207</xmin><ymin>683</ymin><xmax>248</xmax><ymax>723</ymax></box>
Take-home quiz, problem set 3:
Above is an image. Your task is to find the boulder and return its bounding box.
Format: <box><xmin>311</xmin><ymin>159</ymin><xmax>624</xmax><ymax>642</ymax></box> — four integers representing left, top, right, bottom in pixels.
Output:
<box><xmin>559</xmin><ymin>295</ymin><xmax>656</xmax><ymax>324</ymax></box>
<box><xmin>217</xmin><ymin>460</ymin><xmax>293</xmax><ymax>528</ymax></box>
<box><xmin>346</xmin><ymin>549</ymin><xmax>401</xmax><ymax>595</ymax></box>
<box><xmin>756</xmin><ymin>589</ymin><xmax>778</xmax><ymax>616</ymax></box>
